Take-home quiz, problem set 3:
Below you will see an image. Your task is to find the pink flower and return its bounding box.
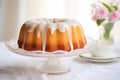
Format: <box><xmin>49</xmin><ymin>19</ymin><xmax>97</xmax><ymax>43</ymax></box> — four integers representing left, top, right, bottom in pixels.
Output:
<box><xmin>92</xmin><ymin>7</ymin><xmax>109</xmax><ymax>20</ymax></box>
<box><xmin>109</xmin><ymin>11</ymin><xmax>120</xmax><ymax>22</ymax></box>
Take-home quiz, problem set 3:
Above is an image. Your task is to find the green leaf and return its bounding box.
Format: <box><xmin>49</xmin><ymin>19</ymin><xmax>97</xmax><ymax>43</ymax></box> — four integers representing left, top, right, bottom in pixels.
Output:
<box><xmin>113</xmin><ymin>5</ymin><xmax>119</xmax><ymax>11</ymax></box>
<box><xmin>96</xmin><ymin>19</ymin><xmax>105</xmax><ymax>26</ymax></box>
<box><xmin>102</xmin><ymin>2</ymin><xmax>112</xmax><ymax>12</ymax></box>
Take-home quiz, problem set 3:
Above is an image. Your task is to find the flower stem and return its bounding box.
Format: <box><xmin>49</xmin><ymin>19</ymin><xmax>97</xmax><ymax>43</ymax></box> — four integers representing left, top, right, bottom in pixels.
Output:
<box><xmin>103</xmin><ymin>22</ymin><xmax>114</xmax><ymax>40</ymax></box>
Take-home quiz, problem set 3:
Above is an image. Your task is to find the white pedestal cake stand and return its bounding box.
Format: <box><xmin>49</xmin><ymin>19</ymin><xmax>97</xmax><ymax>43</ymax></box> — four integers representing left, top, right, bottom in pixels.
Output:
<box><xmin>5</xmin><ymin>39</ymin><xmax>96</xmax><ymax>74</ymax></box>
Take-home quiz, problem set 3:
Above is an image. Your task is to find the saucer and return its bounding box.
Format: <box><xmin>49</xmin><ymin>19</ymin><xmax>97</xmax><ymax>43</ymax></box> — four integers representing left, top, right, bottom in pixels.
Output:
<box><xmin>79</xmin><ymin>47</ymin><xmax>120</xmax><ymax>62</ymax></box>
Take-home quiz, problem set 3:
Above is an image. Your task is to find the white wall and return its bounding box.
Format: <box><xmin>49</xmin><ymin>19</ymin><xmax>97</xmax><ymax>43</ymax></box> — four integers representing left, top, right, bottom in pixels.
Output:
<box><xmin>26</xmin><ymin>0</ymin><xmax>66</xmax><ymax>19</ymax></box>
<box><xmin>0</xmin><ymin>0</ymin><xmax>20</xmax><ymax>41</ymax></box>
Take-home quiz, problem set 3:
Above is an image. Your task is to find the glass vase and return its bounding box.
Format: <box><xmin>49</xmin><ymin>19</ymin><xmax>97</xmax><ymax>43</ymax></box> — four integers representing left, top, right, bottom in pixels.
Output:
<box><xmin>98</xmin><ymin>22</ymin><xmax>114</xmax><ymax>46</ymax></box>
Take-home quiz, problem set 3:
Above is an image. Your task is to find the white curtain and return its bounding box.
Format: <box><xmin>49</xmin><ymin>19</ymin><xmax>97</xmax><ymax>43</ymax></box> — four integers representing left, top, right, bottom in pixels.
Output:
<box><xmin>0</xmin><ymin>0</ymin><xmax>120</xmax><ymax>42</ymax></box>
<box><xmin>0</xmin><ymin>0</ymin><xmax>19</xmax><ymax>40</ymax></box>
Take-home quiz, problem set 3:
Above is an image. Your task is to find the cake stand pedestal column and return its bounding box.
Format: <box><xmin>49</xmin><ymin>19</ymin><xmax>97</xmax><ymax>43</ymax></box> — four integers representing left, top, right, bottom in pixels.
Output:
<box><xmin>37</xmin><ymin>57</ymin><xmax>70</xmax><ymax>74</ymax></box>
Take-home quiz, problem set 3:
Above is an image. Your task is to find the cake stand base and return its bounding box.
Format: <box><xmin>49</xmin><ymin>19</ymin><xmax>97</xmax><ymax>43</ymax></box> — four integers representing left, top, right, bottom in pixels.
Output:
<box><xmin>37</xmin><ymin>57</ymin><xmax>70</xmax><ymax>74</ymax></box>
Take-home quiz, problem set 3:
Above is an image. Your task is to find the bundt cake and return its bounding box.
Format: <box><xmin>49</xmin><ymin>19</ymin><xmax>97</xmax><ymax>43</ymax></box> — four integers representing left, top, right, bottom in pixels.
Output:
<box><xmin>18</xmin><ymin>18</ymin><xmax>86</xmax><ymax>52</ymax></box>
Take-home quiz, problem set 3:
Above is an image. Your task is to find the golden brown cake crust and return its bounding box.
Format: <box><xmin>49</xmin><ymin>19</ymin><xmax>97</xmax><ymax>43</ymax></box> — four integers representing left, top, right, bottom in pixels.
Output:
<box><xmin>18</xmin><ymin>18</ymin><xmax>86</xmax><ymax>52</ymax></box>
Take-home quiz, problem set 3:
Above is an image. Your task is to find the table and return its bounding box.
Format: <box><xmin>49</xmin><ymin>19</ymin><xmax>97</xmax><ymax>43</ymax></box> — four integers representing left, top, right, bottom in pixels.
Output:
<box><xmin>0</xmin><ymin>42</ymin><xmax>120</xmax><ymax>80</ymax></box>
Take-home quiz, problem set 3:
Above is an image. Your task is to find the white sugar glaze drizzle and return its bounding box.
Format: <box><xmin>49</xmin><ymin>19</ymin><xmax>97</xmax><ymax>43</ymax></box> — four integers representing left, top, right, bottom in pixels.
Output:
<box><xmin>22</xmin><ymin>18</ymin><xmax>84</xmax><ymax>51</ymax></box>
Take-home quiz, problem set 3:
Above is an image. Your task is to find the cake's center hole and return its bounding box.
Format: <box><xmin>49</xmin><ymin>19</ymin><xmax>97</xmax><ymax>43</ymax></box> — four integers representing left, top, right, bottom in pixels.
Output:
<box><xmin>53</xmin><ymin>19</ymin><xmax>65</xmax><ymax>23</ymax></box>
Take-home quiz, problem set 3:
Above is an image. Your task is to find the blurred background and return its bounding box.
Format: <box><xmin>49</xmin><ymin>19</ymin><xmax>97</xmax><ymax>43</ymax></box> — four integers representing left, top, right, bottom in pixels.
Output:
<box><xmin>0</xmin><ymin>0</ymin><xmax>120</xmax><ymax>42</ymax></box>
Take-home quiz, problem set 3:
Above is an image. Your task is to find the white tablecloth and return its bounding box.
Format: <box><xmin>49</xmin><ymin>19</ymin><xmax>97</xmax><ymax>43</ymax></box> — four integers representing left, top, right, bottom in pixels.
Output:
<box><xmin>0</xmin><ymin>42</ymin><xmax>120</xmax><ymax>80</ymax></box>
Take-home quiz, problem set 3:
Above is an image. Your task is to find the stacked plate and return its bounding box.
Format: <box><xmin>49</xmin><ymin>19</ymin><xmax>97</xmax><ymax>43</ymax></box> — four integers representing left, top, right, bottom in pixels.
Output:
<box><xmin>79</xmin><ymin>45</ymin><xmax>120</xmax><ymax>62</ymax></box>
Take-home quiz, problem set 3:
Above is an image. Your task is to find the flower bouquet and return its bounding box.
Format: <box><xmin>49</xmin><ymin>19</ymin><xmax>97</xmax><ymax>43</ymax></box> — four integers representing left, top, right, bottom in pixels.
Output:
<box><xmin>92</xmin><ymin>1</ymin><xmax>120</xmax><ymax>45</ymax></box>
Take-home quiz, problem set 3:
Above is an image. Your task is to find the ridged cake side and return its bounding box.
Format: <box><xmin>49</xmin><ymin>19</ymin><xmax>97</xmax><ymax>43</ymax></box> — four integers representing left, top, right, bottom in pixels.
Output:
<box><xmin>18</xmin><ymin>18</ymin><xmax>86</xmax><ymax>52</ymax></box>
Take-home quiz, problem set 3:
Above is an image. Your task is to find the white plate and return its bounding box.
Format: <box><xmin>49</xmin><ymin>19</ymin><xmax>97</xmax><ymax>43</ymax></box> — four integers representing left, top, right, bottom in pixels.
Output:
<box><xmin>79</xmin><ymin>53</ymin><xmax>120</xmax><ymax>62</ymax></box>
<box><xmin>79</xmin><ymin>48</ymin><xmax>120</xmax><ymax>63</ymax></box>
<box><xmin>79</xmin><ymin>44</ymin><xmax>120</xmax><ymax>62</ymax></box>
